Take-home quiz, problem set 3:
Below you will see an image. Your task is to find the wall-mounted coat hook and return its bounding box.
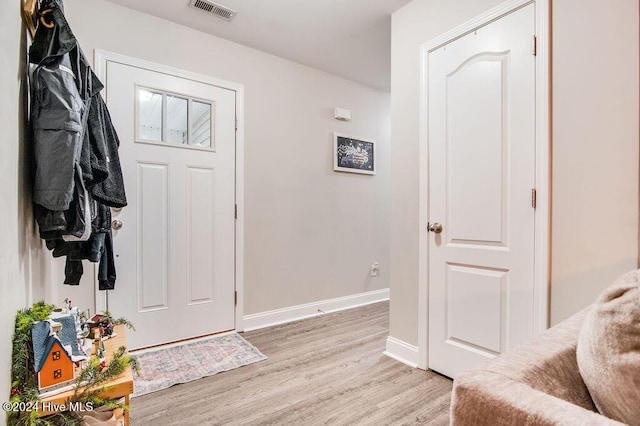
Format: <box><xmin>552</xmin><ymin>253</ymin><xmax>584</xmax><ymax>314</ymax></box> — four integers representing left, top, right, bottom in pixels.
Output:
<box><xmin>40</xmin><ymin>9</ymin><xmax>54</xmax><ymax>29</ymax></box>
<box><xmin>22</xmin><ymin>0</ymin><xmax>54</xmax><ymax>37</ymax></box>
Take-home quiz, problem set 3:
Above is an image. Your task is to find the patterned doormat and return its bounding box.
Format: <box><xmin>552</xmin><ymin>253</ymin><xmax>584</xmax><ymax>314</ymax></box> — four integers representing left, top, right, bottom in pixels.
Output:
<box><xmin>131</xmin><ymin>333</ymin><xmax>266</xmax><ymax>397</ymax></box>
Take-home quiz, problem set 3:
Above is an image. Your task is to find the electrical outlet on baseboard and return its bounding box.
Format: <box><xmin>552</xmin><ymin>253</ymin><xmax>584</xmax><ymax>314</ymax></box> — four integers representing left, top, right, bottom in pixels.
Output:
<box><xmin>370</xmin><ymin>262</ymin><xmax>380</xmax><ymax>277</ymax></box>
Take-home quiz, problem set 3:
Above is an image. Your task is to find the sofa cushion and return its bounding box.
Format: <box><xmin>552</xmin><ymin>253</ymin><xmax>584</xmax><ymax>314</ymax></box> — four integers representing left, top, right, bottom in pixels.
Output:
<box><xmin>451</xmin><ymin>371</ymin><xmax>623</xmax><ymax>426</ymax></box>
<box><xmin>482</xmin><ymin>307</ymin><xmax>596</xmax><ymax>411</ymax></box>
<box><xmin>576</xmin><ymin>269</ymin><xmax>640</xmax><ymax>425</ymax></box>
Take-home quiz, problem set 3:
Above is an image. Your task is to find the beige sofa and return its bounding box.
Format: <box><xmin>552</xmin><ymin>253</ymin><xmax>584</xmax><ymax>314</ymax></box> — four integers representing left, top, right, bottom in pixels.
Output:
<box><xmin>450</xmin><ymin>308</ymin><xmax>625</xmax><ymax>425</ymax></box>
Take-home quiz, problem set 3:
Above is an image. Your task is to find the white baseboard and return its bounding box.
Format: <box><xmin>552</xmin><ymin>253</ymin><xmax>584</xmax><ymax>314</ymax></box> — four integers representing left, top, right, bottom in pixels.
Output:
<box><xmin>242</xmin><ymin>288</ymin><xmax>389</xmax><ymax>332</ymax></box>
<box><xmin>384</xmin><ymin>336</ymin><xmax>419</xmax><ymax>368</ymax></box>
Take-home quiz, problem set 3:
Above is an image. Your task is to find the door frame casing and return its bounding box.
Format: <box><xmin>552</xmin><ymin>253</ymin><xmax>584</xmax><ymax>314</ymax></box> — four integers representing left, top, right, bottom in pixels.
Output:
<box><xmin>417</xmin><ymin>0</ymin><xmax>550</xmax><ymax>370</ymax></box>
<box><xmin>93</xmin><ymin>50</ymin><xmax>246</xmax><ymax>331</ymax></box>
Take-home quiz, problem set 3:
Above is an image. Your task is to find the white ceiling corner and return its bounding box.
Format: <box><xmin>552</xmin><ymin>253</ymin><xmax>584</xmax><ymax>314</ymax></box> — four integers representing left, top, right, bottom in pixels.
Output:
<box><xmin>104</xmin><ymin>0</ymin><xmax>412</xmax><ymax>91</ymax></box>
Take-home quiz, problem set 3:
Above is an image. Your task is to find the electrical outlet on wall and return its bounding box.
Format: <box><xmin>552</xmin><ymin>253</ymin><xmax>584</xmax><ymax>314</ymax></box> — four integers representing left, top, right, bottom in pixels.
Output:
<box><xmin>370</xmin><ymin>262</ymin><xmax>380</xmax><ymax>277</ymax></box>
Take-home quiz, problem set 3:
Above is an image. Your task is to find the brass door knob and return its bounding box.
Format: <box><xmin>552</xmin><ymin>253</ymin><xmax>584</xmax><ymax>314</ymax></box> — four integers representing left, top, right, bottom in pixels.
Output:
<box><xmin>428</xmin><ymin>222</ymin><xmax>443</xmax><ymax>234</ymax></box>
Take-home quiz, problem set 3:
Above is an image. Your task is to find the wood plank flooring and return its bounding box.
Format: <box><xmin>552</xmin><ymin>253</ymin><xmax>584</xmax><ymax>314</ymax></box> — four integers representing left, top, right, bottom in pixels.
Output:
<box><xmin>130</xmin><ymin>301</ymin><xmax>453</xmax><ymax>425</ymax></box>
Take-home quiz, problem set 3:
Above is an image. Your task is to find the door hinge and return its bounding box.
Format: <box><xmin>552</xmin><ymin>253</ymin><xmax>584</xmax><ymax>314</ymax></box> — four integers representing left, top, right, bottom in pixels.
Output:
<box><xmin>234</xmin><ymin>204</ymin><xmax>238</xmax><ymax>219</ymax></box>
<box><xmin>532</xmin><ymin>189</ymin><xmax>537</xmax><ymax>209</ymax></box>
<box><xmin>235</xmin><ymin>116</ymin><xmax>238</xmax><ymax>131</ymax></box>
<box><xmin>234</xmin><ymin>291</ymin><xmax>238</xmax><ymax>306</ymax></box>
<box><xmin>532</xmin><ymin>35</ymin><xmax>537</xmax><ymax>56</ymax></box>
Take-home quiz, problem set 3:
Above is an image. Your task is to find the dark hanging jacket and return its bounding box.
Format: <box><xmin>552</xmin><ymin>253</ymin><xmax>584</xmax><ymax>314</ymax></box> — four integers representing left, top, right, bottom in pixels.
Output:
<box><xmin>29</xmin><ymin>0</ymin><xmax>126</xmax><ymax>289</ymax></box>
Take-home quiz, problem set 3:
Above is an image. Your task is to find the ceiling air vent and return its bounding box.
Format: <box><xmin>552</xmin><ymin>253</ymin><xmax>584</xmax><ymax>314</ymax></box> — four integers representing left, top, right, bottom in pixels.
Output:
<box><xmin>188</xmin><ymin>0</ymin><xmax>237</xmax><ymax>22</ymax></box>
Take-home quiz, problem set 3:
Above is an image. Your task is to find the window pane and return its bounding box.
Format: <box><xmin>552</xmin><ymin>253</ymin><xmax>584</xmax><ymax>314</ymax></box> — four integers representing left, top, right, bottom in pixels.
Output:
<box><xmin>166</xmin><ymin>95</ymin><xmax>188</xmax><ymax>144</ymax></box>
<box><xmin>138</xmin><ymin>89</ymin><xmax>162</xmax><ymax>141</ymax></box>
<box><xmin>191</xmin><ymin>101</ymin><xmax>212</xmax><ymax>148</ymax></box>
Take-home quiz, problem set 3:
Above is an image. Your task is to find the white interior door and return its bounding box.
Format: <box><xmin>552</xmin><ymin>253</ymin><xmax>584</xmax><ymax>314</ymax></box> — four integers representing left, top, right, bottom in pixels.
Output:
<box><xmin>427</xmin><ymin>4</ymin><xmax>536</xmax><ymax>378</ymax></box>
<box><xmin>104</xmin><ymin>60</ymin><xmax>236</xmax><ymax>350</ymax></box>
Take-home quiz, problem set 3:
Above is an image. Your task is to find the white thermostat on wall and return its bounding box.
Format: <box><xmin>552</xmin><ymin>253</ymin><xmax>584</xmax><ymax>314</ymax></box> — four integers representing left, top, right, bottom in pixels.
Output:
<box><xmin>334</xmin><ymin>107</ymin><xmax>352</xmax><ymax>122</ymax></box>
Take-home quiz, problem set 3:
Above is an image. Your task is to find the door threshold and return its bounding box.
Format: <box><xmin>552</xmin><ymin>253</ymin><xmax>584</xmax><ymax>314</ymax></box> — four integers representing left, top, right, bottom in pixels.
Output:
<box><xmin>130</xmin><ymin>329</ymin><xmax>236</xmax><ymax>355</ymax></box>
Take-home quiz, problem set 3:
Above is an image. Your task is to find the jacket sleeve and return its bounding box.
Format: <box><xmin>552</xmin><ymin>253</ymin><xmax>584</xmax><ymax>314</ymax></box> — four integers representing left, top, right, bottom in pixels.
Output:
<box><xmin>88</xmin><ymin>94</ymin><xmax>127</xmax><ymax>208</ymax></box>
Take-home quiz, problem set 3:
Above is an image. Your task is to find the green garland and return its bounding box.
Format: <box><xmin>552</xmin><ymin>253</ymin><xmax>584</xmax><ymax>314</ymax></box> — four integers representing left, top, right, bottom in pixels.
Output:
<box><xmin>100</xmin><ymin>310</ymin><xmax>135</xmax><ymax>331</ymax></box>
<box><xmin>8</xmin><ymin>302</ymin><xmax>54</xmax><ymax>426</ymax></box>
<box><xmin>7</xmin><ymin>303</ymin><xmax>138</xmax><ymax>426</ymax></box>
<box><xmin>72</xmin><ymin>347</ymin><xmax>139</xmax><ymax>406</ymax></box>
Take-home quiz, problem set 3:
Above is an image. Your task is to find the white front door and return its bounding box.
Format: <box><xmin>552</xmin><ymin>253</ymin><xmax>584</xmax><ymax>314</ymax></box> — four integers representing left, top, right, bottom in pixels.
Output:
<box><xmin>104</xmin><ymin>60</ymin><xmax>236</xmax><ymax>350</ymax></box>
<box><xmin>427</xmin><ymin>3</ymin><xmax>536</xmax><ymax>378</ymax></box>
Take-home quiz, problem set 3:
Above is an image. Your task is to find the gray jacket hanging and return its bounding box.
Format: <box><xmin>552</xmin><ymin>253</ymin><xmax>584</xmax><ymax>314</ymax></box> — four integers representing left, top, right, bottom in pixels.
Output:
<box><xmin>29</xmin><ymin>0</ymin><xmax>126</xmax><ymax>289</ymax></box>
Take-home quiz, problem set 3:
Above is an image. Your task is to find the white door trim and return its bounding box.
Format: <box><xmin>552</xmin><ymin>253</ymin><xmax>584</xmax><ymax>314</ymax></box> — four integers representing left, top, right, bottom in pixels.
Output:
<box><xmin>417</xmin><ymin>0</ymin><xmax>550</xmax><ymax>370</ymax></box>
<box><xmin>92</xmin><ymin>50</ymin><xmax>245</xmax><ymax>331</ymax></box>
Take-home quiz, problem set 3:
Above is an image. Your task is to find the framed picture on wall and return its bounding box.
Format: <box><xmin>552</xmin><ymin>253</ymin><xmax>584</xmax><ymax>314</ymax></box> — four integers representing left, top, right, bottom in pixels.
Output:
<box><xmin>333</xmin><ymin>133</ymin><xmax>376</xmax><ymax>175</ymax></box>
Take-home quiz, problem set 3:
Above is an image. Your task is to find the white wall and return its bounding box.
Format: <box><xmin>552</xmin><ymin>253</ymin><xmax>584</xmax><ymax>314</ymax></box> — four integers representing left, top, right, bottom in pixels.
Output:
<box><xmin>389</xmin><ymin>0</ymin><xmax>639</xmax><ymax>346</ymax></box>
<box><xmin>0</xmin><ymin>2</ymin><xmax>23</xmax><ymax>421</ymax></box>
<box><xmin>62</xmin><ymin>0</ymin><xmax>391</xmax><ymax>316</ymax></box>
<box><xmin>389</xmin><ymin>0</ymin><xmax>503</xmax><ymax>346</ymax></box>
<box><xmin>0</xmin><ymin>1</ymin><xmax>41</xmax><ymax>424</ymax></box>
<box><xmin>550</xmin><ymin>0</ymin><xmax>639</xmax><ymax>325</ymax></box>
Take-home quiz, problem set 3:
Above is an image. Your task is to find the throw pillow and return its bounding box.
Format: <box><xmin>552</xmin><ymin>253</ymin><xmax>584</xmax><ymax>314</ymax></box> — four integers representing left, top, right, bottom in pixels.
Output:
<box><xmin>576</xmin><ymin>269</ymin><xmax>640</xmax><ymax>425</ymax></box>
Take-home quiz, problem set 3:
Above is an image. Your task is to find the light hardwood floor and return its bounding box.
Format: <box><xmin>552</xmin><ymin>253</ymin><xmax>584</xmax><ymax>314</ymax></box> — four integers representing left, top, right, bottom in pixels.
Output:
<box><xmin>130</xmin><ymin>301</ymin><xmax>453</xmax><ymax>425</ymax></box>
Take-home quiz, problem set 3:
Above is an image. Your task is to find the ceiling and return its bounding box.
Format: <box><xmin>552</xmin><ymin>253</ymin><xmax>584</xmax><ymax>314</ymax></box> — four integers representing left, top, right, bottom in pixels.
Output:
<box><xmin>104</xmin><ymin>0</ymin><xmax>412</xmax><ymax>92</ymax></box>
